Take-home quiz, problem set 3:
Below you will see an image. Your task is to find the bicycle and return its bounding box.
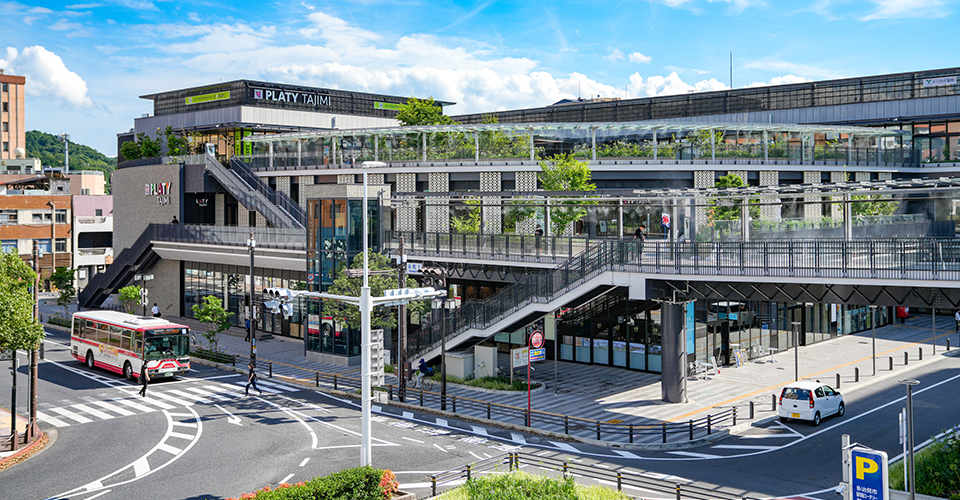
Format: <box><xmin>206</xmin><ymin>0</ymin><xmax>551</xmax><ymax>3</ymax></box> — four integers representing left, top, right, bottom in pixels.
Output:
<box><xmin>412</xmin><ymin>368</ymin><xmax>435</xmax><ymax>391</ymax></box>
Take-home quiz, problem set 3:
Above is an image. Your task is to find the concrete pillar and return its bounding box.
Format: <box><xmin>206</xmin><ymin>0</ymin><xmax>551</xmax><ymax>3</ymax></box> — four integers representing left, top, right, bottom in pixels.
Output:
<box><xmin>297</xmin><ymin>139</ymin><xmax>302</xmax><ymax>168</ymax></box>
<box><xmin>848</xmin><ymin>134</ymin><xmax>853</xmax><ymax>164</ymax></box>
<box><xmin>843</xmin><ymin>192</ymin><xmax>852</xmax><ymax>241</ymax></box>
<box><xmin>763</xmin><ymin>130</ymin><xmax>769</xmax><ymax>162</ymax></box>
<box><xmin>741</xmin><ymin>196</ymin><xmax>750</xmax><ymax>242</ymax></box>
<box><xmin>374</xmin><ymin>135</ymin><xmax>379</xmax><ymax>162</ymax></box>
<box><xmin>474</xmin><ymin>133</ymin><xmax>479</xmax><ymax>162</ymax></box>
<box><xmin>529</xmin><ymin>128</ymin><xmax>535</xmax><ymax>161</ymax></box>
<box><xmin>591</xmin><ymin>127</ymin><xmax>597</xmax><ymax>161</ymax></box>
<box><xmin>268</xmin><ymin>142</ymin><xmax>274</xmax><ymax>170</ymax></box>
<box><xmin>618</xmin><ymin>198</ymin><xmax>624</xmax><ymax>239</ymax></box>
<box><xmin>480</xmin><ymin>172</ymin><xmax>501</xmax><ymax>234</ymax></box>
<box><xmin>711</xmin><ymin>130</ymin><xmax>716</xmax><ymax>161</ymax></box>
<box><xmin>661</xmin><ymin>301</ymin><xmax>690</xmax><ymax>403</ymax></box>
<box><xmin>298</xmin><ymin>175</ymin><xmax>314</xmax><ymax>211</ymax></box>
<box><xmin>332</xmin><ymin>137</ymin><xmax>337</xmax><ymax>166</ymax></box>
<box><xmin>396</xmin><ymin>173</ymin><xmax>417</xmax><ymax>232</ymax></box>
<box><xmin>427</xmin><ymin>172</ymin><xmax>449</xmax><ymax>233</ymax></box>
<box><xmin>215</xmin><ymin>193</ymin><xmax>225</xmax><ymax>226</ymax></box>
<box><xmin>422</xmin><ymin>132</ymin><xmax>427</xmax><ymax>162</ymax></box>
<box><xmin>759</xmin><ymin>171</ymin><xmax>780</xmax><ymax>221</ymax></box>
<box><xmin>653</xmin><ymin>129</ymin><xmax>658</xmax><ymax>160</ymax></box>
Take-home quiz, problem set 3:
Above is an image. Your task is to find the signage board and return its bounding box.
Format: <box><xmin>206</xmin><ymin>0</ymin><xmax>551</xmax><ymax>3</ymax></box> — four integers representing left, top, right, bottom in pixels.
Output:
<box><xmin>406</xmin><ymin>262</ymin><xmax>422</xmax><ymax>274</ymax></box>
<box><xmin>530</xmin><ymin>330</ymin><xmax>544</xmax><ymax>349</ymax></box>
<box><xmin>661</xmin><ymin>213</ymin><xmax>671</xmax><ymax>228</ymax></box>
<box><xmin>511</xmin><ymin>347</ymin><xmax>529</xmax><ymax>368</ymax></box>
<box><xmin>529</xmin><ymin>348</ymin><xmax>546</xmax><ymax>362</ymax></box>
<box><xmin>185</xmin><ymin>91</ymin><xmax>230</xmax><ymax>105</ymax></box>
<box><xmin>923</xmin><ymin>76</ymin><xmax>957</xmax><ymax>87</ymax></box>
<box><xmin>850</xmin><ymin>447</ymin><xmax>888</xmax><ymax>500</ymax></box>
<box><xmin>374</xmin><ymin>101</ymin><xmax>402</xmax><ymax>111</ymax></box>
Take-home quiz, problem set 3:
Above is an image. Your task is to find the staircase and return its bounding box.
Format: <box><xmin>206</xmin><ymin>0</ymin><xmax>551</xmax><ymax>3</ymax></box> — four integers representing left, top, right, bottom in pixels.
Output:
<box><xmin>79</xmin><ymin>224</ymin><xmax>160</xmax><ymax>309</ymax></box>
<box><xmin>203</xmin><ymin>154</ymin><xmax>305</xmax><ymax>229</ymax></box>
<box><xmin>406</xmin><ymin>239</ymin><xmax>640</xmax><ymax>362</ymax></box>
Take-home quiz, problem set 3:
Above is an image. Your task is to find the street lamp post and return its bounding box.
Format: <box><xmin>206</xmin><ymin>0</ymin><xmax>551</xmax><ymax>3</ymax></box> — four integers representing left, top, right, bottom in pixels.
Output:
<box><xmin>870</xmin><ymin>305</ymin><xmax>878</xmax><ymax>376</ymax></box>
<box><xmin>899</xmin><ymin>378</ymin><xmax>920</xmax><ymax>500</ymax></box>
<box><xmin>59</xmin><ymin>133</ymin><xmax>69</xmax><ymax>175</ymax></box>
<box><xmin>248</xmin><ymin>233</ymin><xmax>257</xmax><ymax>365</ymax></box>
<box><xmin>791</xmin><ymin>321</ymin><xmax>801</xmax><ymax>381</ymax></box>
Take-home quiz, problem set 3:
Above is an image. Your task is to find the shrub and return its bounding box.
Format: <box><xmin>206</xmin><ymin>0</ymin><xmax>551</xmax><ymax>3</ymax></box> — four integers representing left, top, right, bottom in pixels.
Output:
<box><xmin>889</xmin><ymin>428</ymin><xmax>960</xmax><ymax>499</ymax></box>
<box><xmin>228</xmin><ymin>467</ymin><xmax>398</xmax><ymax>500</ymax></box>
<box><xmin>437</xmin><ymin>471</ymin><xmax>631</xmax><ymax>500</ymax></box>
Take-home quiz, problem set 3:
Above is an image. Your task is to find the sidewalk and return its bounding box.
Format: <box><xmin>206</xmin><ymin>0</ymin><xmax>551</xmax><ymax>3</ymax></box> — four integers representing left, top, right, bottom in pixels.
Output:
<box><xmin>168</xmin><ymin>311</ymin><xmax>958</xmax><ymax>439</ymax></box>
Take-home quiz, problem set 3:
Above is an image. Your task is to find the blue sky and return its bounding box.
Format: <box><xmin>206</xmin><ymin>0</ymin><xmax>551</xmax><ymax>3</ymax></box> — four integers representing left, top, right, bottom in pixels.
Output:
<box><xmin>1</xmin><ymin>0</ymin><xmax>956</xmax><ymax>154</ymax></box>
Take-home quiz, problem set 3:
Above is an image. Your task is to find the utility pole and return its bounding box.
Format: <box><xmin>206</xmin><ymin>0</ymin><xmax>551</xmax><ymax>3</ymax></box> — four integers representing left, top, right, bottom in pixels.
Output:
<box><xmin>248</xmin><ymin>233</ymin><xmax>257</xmax><ymax>366</ymax></box>
<box><xmin>29</xmin><ymin>241</ymin><xmax>39</xmax><ymax>440</ymax></box>
<box><xmin>397</xmin><ymin>235</ymin><xmax>408</xmax><ymax>402</ymax></box>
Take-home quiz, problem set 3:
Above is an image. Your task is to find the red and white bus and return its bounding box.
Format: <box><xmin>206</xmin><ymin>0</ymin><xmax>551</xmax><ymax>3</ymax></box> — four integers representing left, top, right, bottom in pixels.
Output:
<box><xmin>70</xmin><ymin>310</ymin><xmax>191</xmax><ymax>381</ymax></box>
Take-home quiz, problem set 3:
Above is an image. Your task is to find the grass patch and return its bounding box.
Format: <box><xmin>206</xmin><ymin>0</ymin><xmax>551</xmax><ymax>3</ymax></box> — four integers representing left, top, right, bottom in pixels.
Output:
<box><xmin>435</xmin><ymin>471</ymin><xmax>629</xmax><ymax>500</ymax></box>
<box><xmin>433</xmin><ymin>373</ymin><xmax>542</xmax><ymax>391</ymax></box>
<box><xmin>227</xmin><ymin>466</ymin><xmax>398</xmax><ymax>500</ymax></box>
<box><xmin>889</xmin><ymin>427</ymin><xmax>960</xmax><ymax>499</ymax></box>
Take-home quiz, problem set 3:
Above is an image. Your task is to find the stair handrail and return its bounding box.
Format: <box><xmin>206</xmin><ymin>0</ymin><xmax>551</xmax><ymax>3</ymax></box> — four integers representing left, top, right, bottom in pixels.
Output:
<box><xmin>229</xmin><ymin>157</ymin><xmax>306</xmax><ymax>226</ymax></box>
<box><xmin>79</xmin><ymin>223</ymin><xmax>161</xmax><ymax>308</ymax></box>
<box><xmin>202</xmin><ymin>154</ymin><xmax>301</xmax><ymax>228</ymax></box>
<box><xmin>407</xmin><ymin>239</ymin><xmax>633</xmax><ymax>361</ymax></box>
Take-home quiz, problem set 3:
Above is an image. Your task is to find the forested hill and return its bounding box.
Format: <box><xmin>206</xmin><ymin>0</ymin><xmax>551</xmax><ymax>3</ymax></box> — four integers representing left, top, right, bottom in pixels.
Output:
<box><xmin>25</xmin><ymin>131</ymin><xmax>116</xmax><ymax>191</ymax></box>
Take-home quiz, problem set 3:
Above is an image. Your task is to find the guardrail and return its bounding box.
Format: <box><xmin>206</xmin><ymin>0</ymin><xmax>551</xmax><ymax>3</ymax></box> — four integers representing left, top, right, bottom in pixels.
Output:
<box><xmin>217</xmin><ymin>351</ymin><xmax>738</xmax><ymax>445</ymax></box>
<box><xmin>427</xmin><ymin>452</ymin><xmax>748</xmax><ymax>499</ymax></box>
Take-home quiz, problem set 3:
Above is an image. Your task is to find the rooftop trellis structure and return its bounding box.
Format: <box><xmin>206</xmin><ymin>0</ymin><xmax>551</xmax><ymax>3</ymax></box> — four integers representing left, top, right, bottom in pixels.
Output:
<box><xmin>240</xmin><ymin>121</ymin><xmax>913</xmax><ymax>168</ymax></box>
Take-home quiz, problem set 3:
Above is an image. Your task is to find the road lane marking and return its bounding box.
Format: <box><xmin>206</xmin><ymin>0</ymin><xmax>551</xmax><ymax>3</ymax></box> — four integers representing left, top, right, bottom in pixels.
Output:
<box><xmin>149</xmin><ymin>392</ymin><xmax>195</xmax><ymax>407</ymax></box>
<box><xmin>299</xmin><ymin>458</ymin><xmax>310</xmax><ymax>467</ymax></box>
<box><xmin>551</xmin><ymin>441</ymin><xmax>581</xmax><ymax>453</ymax></box>
<box><xmin>711</xmin><ymin>444</ymin><xmax>779</xmax><ymax>451</ymax></box>
<box><xmin>71</xmin><ymin>403</ymin><xmax>114</xmax><ymax>420</ymax></box>
<box><xmin>402</xmin><ymin>437</ymin><xmax>424</xmax><ymax>444</ymax></box>
<box><xmin>168</xmin><ymin>431</ymin><xmax>195</xmax><ymax>440</ymax></box>
<box><xmin>90</xmin><ymin>400</ymin><xmax>135</xmax><ymax>417</ymax></box>
<box><xmin>739</xmin><ymin>433</ymin><xmax>796</xmax><ymax>439</ymax></box>
<box><xmin>49</xmin><ymin>406</ymin><xmax>92</xmax><ymax>423</ymax></box>
<box><xmin>434</xmin><ymin>443</ymin><xmax>449</xmax><ymax>453</ymax></box>
<box><xmin>667</xmin><ymin>451</ymin><xmax>718</xmax><ymax>459</ymax></box>
<box><xmin>280</xmin><ymin>473</ymin><xmax>296</xmax><ymax>484</ymax></box>
<box><xmin>157</xmin><ymin>443</ymin><xmax>182</xmax><ymax>455</ymax></box>
<box><xmin>35</xmin><ymin>410</ymin><xmax>69</xmax><ymax>427</ymax></box>
<box><xmin>132</xmin><ymin>457</ymin><xmax>150</xmax><ymax>477</ymax></box>
<box><xmin>166</xmin><ymin>389</ymin><xmax>211</xmax><ymax>404</ymax></box>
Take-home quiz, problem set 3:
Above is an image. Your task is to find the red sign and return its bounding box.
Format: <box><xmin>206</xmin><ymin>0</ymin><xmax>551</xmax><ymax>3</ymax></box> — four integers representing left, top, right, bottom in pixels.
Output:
<box><xmin>530</xmin><ymin>330</ymin><xmax>544</xmax><ymax>349</ymax></box>
<box><xmin>661</xmin><ymin>213</ymin><xmax>671</xmax><ymax>227</ymax></box>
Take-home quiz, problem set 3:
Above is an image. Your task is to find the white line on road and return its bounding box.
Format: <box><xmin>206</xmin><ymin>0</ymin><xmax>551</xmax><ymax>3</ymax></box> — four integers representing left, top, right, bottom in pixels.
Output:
<box><xmin>132</xmin><ymin>457</ymin><xmax>150</xmax><ymax>477</ymax></box>
<box><xmin>79</xmin><ymin>489</ymin><xmax>112</xmax><ymax>500</ymax></box>
<box><xmin>49</xmin><ymin>406</ymin><xmax>93</xmax><ymax>424</ymax></box>
<box><xmin>280</xmin><ymin>474</ymin><xmax>296</xmax><ymax>484</ymax></box>
<box><xmin>667</xmin><ymin>451</ymin><xmax>719</xmax><ymax>459</ymax></box>
<box><xmin>711</xmin><ymin>444</ymin><xmax>779</xmax><ymax>451</ymax></box>
<box><xmin>469</xmin><ymin>451</ymin><xmax>484</xmax><ymax>460</ymax></box>
<box><xmin>299</xmin><ymin>458</ymin><xmax>310</xmax><ymax>467</ymax></box>
<box><xmin>71</xmin><ymin>403</ymin><xmax>114</xmax><ymax>420</ymax></box>
<box><xmin>212</xmin><ymin>404</ymin><xmax>243</xmax><ymax>426</ymax></box>
<box><xmin>550</xmin><ymin>441</ymin><xmax>581</xmax><ymax>453</ymax></box>
<box><xmin>738</xmin><ymin>433</ymin><xmax>796</xmax><ymax>439</ymax></box>
<box><xmin>35</xmin><ymin>410</ymin><xmax>69</xmax><ymax>428</ymax></box>
<box><xmin>402</xmin><ymin>437</ymin><xmax>424</xmax><ymax>444</ymax></box>
<box><xmin>434</xmin><ymin>443</ymin><xmax>449</xmax><ymax>453</ymax></box>
<box><xmin>89</xmin><ymin>400</ymin><xmax>135</xmax><ymax>417</ymax></box>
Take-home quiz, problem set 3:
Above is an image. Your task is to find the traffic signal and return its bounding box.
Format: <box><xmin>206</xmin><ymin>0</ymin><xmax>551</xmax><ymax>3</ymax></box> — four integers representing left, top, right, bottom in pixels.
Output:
<box><xmin>421</xmin><ymin>267</ymin><xmax>446</xmax><ymax>288</ymax></box>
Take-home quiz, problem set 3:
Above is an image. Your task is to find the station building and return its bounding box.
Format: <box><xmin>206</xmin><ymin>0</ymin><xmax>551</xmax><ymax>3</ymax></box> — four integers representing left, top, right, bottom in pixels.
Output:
<box><xmin>85</xmin><ymin>67</ymin><xmax>960</xmax><ymax>369</ymax></box>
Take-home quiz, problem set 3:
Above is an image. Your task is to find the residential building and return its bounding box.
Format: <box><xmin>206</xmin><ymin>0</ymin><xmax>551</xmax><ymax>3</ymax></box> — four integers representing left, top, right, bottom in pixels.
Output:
<box><xmin>0</xmin><ymin>70</ymin><xmax>26</xmax><ymax>159</ymax></box>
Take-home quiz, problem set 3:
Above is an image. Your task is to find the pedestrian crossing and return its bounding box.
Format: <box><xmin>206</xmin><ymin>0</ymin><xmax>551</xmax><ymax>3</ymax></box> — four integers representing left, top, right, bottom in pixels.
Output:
<box><xmin>36</xmin><ymin>378</ymin><xmax>304</xmax><ymax>428</ymax></box>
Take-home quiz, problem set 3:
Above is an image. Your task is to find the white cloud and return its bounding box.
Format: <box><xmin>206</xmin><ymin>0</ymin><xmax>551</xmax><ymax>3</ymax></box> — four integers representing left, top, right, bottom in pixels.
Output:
<box><xmin>628</xmin><ymin>72</ymin><xmax>727</xmax><ymax>97</ymax></box>
<box><xmin>744</xmin><ymin>57</ymin><xmax>845</xmax><ymax>80</ymax></box>
<box><xmin>603</xmin><ymin>48</ymin><xmax>624</xmax><ymax>62</ymax></box>
<box><xmin>298</xmin><ymin>11</ymin><xmax>382</xmax><ymax>44</ymax></box>
<box><xmin>859</xmin><ymin>0</ymin><xmax>944</xmax><ymax>20</ymax></box>
<box><xmin>746</xmin><ymin>74</ymin><xmax>811</xmax><ymax>87</ymax></box>
<box><xmin>0</xmin><ymin>46</ymin><xmax>93</xmax><ymax>108</ymax></box>
<box><xmin>628</xmin><ymin>52</ymin><xmax>652</xmax><ymax>64</ymax></box>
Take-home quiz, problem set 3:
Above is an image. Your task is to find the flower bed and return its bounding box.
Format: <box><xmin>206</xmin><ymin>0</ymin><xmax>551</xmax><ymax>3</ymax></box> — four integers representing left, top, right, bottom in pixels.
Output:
<box><xmin>228</xmin><ymin>466</ymin><xmax>398</xmax><ymax>500</ymax></box>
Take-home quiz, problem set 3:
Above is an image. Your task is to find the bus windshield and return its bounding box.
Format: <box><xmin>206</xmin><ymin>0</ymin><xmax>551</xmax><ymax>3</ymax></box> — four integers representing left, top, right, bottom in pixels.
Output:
<box><xmin>144</xmin><ymin>330</ymin><xmax>190</xmax><ymax>360</ymax></box>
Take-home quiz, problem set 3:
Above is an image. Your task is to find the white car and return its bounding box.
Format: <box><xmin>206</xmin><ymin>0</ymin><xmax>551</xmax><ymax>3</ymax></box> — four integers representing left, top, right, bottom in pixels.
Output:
<box><xmin>778</xmin><ymin>380</ymin><xmax>844</xmax><ymax>426</ymax></box>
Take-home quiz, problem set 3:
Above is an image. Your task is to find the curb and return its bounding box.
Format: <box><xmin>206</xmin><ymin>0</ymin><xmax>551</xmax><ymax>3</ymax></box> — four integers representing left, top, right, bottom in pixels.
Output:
<box><xmin>0</xmin><ymin>431</ymin><xmax>50</xmax><ymax>472</ymax></box>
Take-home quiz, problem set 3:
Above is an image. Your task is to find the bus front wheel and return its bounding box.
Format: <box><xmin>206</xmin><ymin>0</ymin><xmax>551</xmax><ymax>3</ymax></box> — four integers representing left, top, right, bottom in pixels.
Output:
<box><xmin>123</xmin><ymin>362</ymin><xmax>134</xmax><ymax>381</ymax></box>
<box><xmin>86</xmin><ymin>351</ymin><xmax>95</xmax><ymax>369</ymax></box>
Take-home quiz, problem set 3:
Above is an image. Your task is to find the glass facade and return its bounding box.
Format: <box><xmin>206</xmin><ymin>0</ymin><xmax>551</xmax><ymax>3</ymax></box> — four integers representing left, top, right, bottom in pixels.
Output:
<box><xmin>183</xmin><ymin>261</ymin><xmax>306</xmax><ymax>338</ymax></box>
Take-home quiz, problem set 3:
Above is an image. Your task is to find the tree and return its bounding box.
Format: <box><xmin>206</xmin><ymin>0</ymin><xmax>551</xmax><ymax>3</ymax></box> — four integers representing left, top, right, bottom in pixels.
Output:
<box><xmin>118</xmin><ymin>285</ymin><xmax>142</xmax><ymax>314</ymax></box>
<box><xmin>0</xmin><ymin>250</ymin><xmax>44</xmax><ymax>352</ymax></box>
<box><xmin>538</xmin><ymin>153</ymin><xmax>597</xmax><ymax>235</ymax></box>
<box><xmin>136</xmin><ymin>132</ymin><xmax>162</xmax><ymax>158</ymax></box>
<box><xmin>120</xmin><ymin>140</ymin><xmax>142</xmax><ymax>161</ymax></box>
<box><xmin>450</xmin><ymin>198</ymin><xmax>481</xmax><ymax>234</ymax></box>
<box><xmin>161</xmin><ymin>126</ymin><xmax>190</xmax><ymax>156</ymax></box>
<box><xmin>50</xmin><ymin>266</ymin><xmax>76</xmax><ymax>319</ymax></box>
<box><xmin>395</xmin><ymin>97</ymin><xmax>457</xmax><ymax>127</ymax></box>
<box><xmin>191</xmin><ymin>295</ymin><xmax>234</xmax><ymax>351</ymax></box>
<box><xmin>321</xmin><ymin>252</ymin><xmax>424</xmax><ymax>331</ymax></box>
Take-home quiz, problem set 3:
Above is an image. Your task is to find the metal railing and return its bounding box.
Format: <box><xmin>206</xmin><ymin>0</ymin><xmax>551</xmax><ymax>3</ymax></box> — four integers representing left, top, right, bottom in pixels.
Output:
<box><xmin>153</xmin><ymin>223</ymin><xmax>306</xmax><ymax>250</ymax></box>
<box><xmin>216</xmin><ymin>351</ymin><xmax>738</xmax><ymax>446</ymax></box>
<box><xmin>385</xmin><ymin>230</ymin><xmax>594</xmax><ymax>264</ymax></box>
<box><xmin>203</xmin><ymin>155</ymin><xmax>303</xmax><ymax>229</ymax></box>
<box><xmin>228</xmin><ymin>157</ymin><xmax>306</xmax><ymax>227</ymax></box>
<box><xmin>404</xmin><ymin>236</ymin><xmax>960</xmax><ymax>361</ymax></box>
<box><xmin>427</xmin><ymin>452</ymin><xmax>747</xmax><ymax>499</ymax></box>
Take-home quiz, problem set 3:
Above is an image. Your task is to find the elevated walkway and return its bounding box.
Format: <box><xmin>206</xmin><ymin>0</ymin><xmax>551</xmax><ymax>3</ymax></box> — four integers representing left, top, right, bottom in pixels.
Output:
<box><xmin>204</xmin><ymin>154</ymin><xmax>305</xmax><ymax>229</ymax></box>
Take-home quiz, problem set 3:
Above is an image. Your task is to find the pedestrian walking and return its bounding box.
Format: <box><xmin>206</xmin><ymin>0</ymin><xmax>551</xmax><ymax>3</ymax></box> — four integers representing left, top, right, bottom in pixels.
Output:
<box><xmin>151</xmin><ymin>303</ymin><xmax>160</xmax><ymax>317</ymax></box>
<box><xmin>138</xmin><ymin>362</ymin><xmax>150</xmax><ymax>397</ymax></box>
<box><xmin>896</xmin><ymin>306</ymin><xmax>908</xmax><ymax>324</ymax></box>
<box><xmin>534</xmin><ymin>225</ymin><xmax>544</xmax><ymax>256</ymax></box>
<box><xmin>954</xmin><ymin>309</ymin><xmax>959</xmax><ymax>333</ymax></box>
<box><xmin>245</xmin><ymin>362</ymin><xmax>262</xmax><ymax>396</ymax></box>
<box><xmin>634</xmin><ymin>223</ymin><xmax>646</xmax><ymax>260</ymax></box>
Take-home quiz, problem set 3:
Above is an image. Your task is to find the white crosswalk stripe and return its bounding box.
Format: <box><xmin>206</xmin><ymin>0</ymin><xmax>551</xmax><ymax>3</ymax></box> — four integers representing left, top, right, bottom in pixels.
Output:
<box><xmin>35</xmin><ymin>378</ymin><xmax>304</xmax><ymax>427</ymax></box>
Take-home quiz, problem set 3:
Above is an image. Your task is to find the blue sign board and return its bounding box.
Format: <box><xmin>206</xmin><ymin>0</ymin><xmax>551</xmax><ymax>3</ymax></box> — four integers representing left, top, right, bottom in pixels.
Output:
<box><xmin>685</xmin><ymin>302</ymin><xmax>696</xmax><ymax>354</ymax></box>
<box><xmin>529</xmin><ymin>348</ymin><xmax>546</xmax><ymax>362</ymax></box>
<box><xmin>850</xmin><ymin>447</ymin><xmax>888</xmax><ymax>500</ymax></box>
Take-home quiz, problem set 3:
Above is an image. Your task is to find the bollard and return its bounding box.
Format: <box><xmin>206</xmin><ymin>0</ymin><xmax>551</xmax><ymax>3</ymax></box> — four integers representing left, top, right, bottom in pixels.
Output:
<box><xmin>388</xmin><ymin>386</ymin><xmax>393</xmax><ymax>401</ymax></box>
<box><xmin>629</xmin><ymin>424</ymin><xmax>634</xmax><ymax>444</ymax></box>
<box><xmin>452</xmin><ymin>396</ymin><xmax>457</xmax><ymax>414</ymax></box>
<box><xmin>855</xmin><ymin>367</ymin><xmax>859</xmax><ymax>383</ymax></box>
<box><xmin>905</xmin><ymin>351</ymin><xmax>909</xmax><ymax>366</ymax></box>
<box><xmin>772</xmin><ymin>394</ymin><xmax>777</xmax><ymax>411</ymax></box>
<box><xmin>733</xmin><ymin>407</ymin><xmax>737</xmax><ymax>426</ymax></box>
<box><xmin>315</xmin><ymin>372</ymin><xmax>320</xmax><ymax>387</ymax></box>
<box><xmin>889</xmin><ymin>356</ymin><xmax>894</xmax><ymax>371</ymax></box>
<box><xmin>749</xmin><ymin>401</ymin><xmax>755</xmax><ymax>420</ymax></box>
<box><xmin>617</xmin><ymin>471</ymin><xmax>623</xmax><ymax>491</ymax></box>
<box><xmin>333</xmin><ymin>375</ymin><xmax>338</xmax><ymax>391</ymax></box>
<box><xmin>836</xmin><ymin>373</ymin><xmax>841</xmax><ymax>389</ymax></box>
<box><xmin>596</xmin><ymin>421</ymin><xmax>601</xmax><ymax>440</ymax></box>
<box><xmin>948</xmin><ymin>338</ymin><xmax>952</xmax><ymax>351</ymax></box>
<box><xmin>919</xmin><ymin>347</ymin><xmax>923</xmax><ymax>361</ymax></box>
<box><xmin>563</xmin><ymin>460</ymin><xmax>569</xmax><ymax>478</ymax></box>
<box><xmin>466</xmin><ymin>464</ymin><xmax>472</xmax><ymax>481</ymax></box>
<box><xmin>431</xmin><ymin>476</ymin><xmax>437</xmax><ymax>496</ymax></box>
<box><xmin>40</xmin><ymin>342</ymin><xmax>44</xmax><ymax>360</ymax></box>
<box><xmin>486</xmin><ymin>402</ymin><xmax>491</xmax><ymax>420</ymax></box>
<box><xmin>269</xmin><ymin>362</ymin><xmax>272</xmax><ymax>378</ymax></box>
<box><xmin>689</xmin><ymin>420</ymin><xmax>694</xmax><ymax>440</ymax></box>
<box><xmin>419</xmin><ymin>389</ymin><xmax>424</xmax><ymax>406</ymax></box>
<box><xmin>707</xmin><ymin>415</ymin><xmax>712</xmax><ymax>435</ymax></box>
<box><xmin>564</xmin><ymin>415</ymin><xmax>569</xmax><ymax>435</ymax></box>
<box><xmin>676</xmin><ymin>483</ymin><xmax>682</xmax><ymax>500</ymax></box>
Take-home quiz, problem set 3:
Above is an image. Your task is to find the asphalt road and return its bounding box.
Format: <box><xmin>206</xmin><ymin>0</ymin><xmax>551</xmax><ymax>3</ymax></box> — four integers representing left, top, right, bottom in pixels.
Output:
<box><xmin>1</xmin><ymin>326</ymin><xmax>957</xmax><ymax>499</ymax></box>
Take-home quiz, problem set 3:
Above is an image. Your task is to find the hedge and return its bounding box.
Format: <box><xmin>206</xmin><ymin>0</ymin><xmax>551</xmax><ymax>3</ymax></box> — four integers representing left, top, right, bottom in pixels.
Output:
<box><xmin>228</xmin><ymin>466</ymin><xmax>398</xmax><ymax>500</ymax></box>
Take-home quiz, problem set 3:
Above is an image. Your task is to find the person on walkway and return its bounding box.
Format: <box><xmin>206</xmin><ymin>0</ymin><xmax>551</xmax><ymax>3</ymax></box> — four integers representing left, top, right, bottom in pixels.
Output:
<box><xmin>896</xmin><ymin>306</ymin><xmax>908</xmax><ymax>324</ymax></box>
<box><xmin>151</xmin><ymin>303</ymin><xmax>160</xmax><ymax>317</ymax></box>
<box><xmin>634</xmin><ymin>223</ymin><xmax>646</xmax><ymax>260</ymax></box>
<box><xmin>955</xmin><ymin>309</ymin><xmax>959</xmax><ymax>333</ymax></box>
<box><xmin>534</xmin><ymin>225</ymin><xmax>544</xmax><ymax>256</ymax></box>
<box><xmin>171</xmin><ymin>216</ymin><xmax>179</xmax><ymax>224</ymax></box>
<box><xmin>245</xmin><ymin>362</ymin><xmax>262</xmax><ymax>396</ymax></box>
<box><xmin>416</xmin><ymin>358</ymin><xmax>430</xmax><ymax>388</ymax></box>
<box><xmin>138</xmin><ymin>362</ymin><xmax>150</xmax><ymax>397</ymax></box>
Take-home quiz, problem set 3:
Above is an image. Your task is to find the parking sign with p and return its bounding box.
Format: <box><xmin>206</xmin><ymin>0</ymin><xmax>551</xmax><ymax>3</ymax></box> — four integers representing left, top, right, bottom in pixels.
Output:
<box><xmin>850</xmin><ymin>447</ymin><xmax>888</xmax><ymax>500</ymax></box>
